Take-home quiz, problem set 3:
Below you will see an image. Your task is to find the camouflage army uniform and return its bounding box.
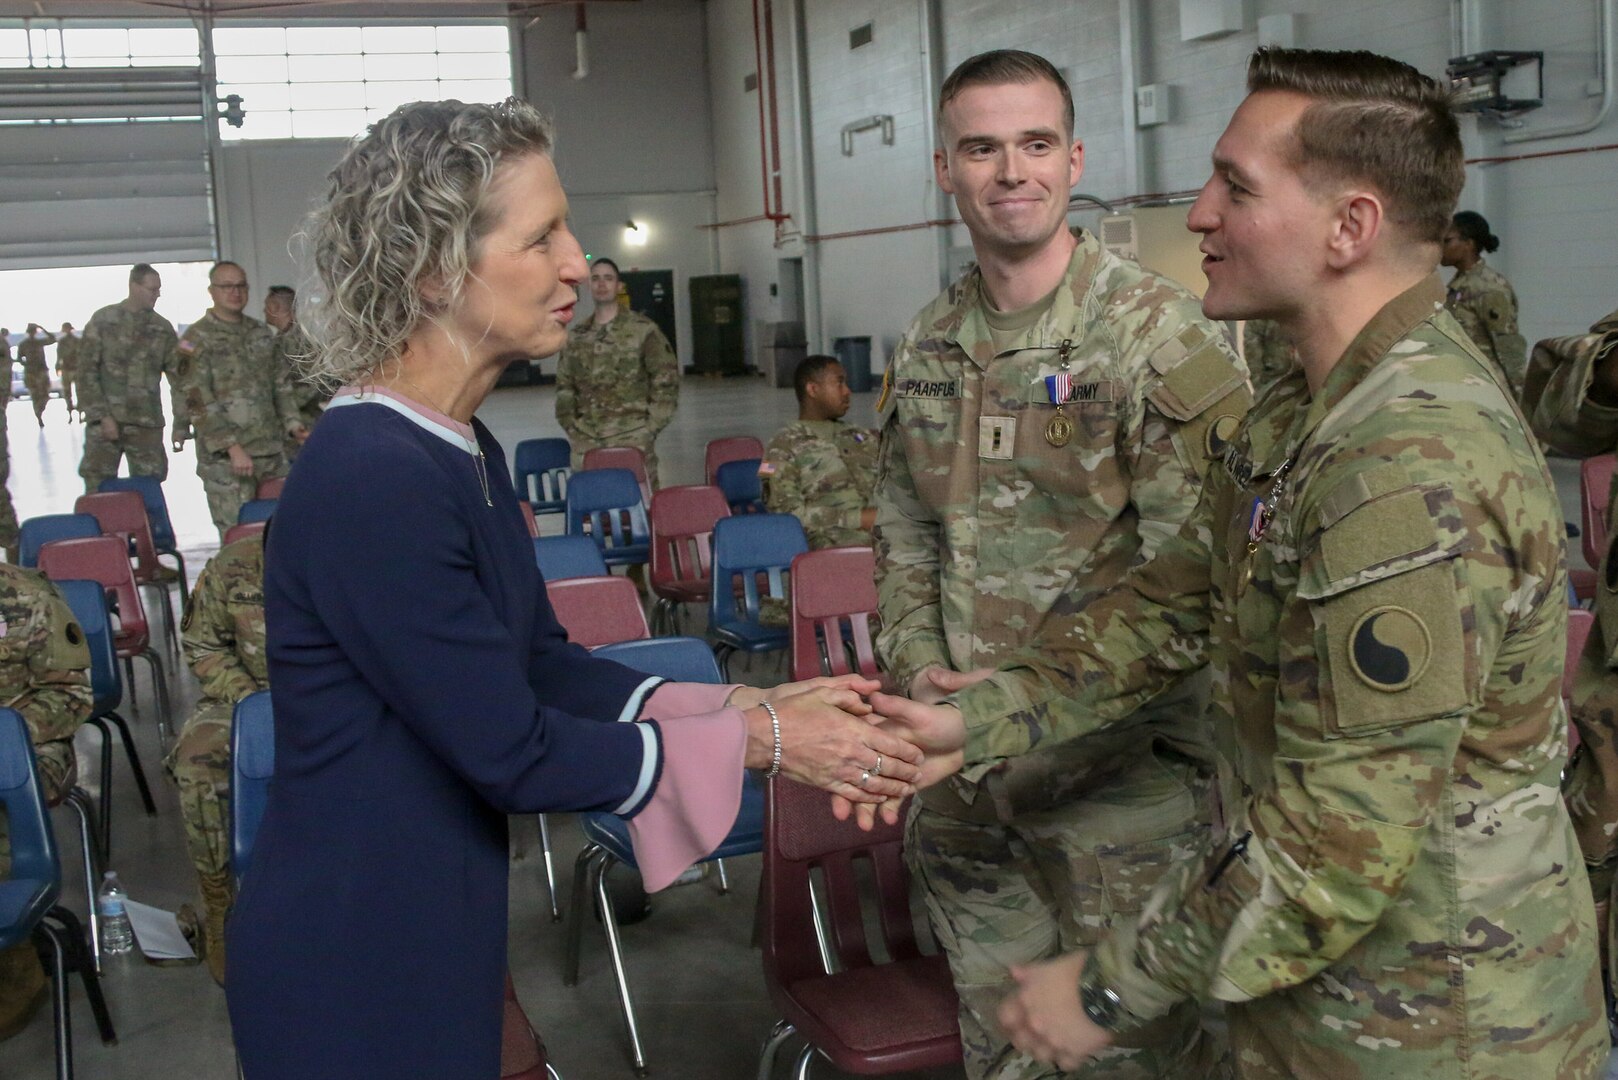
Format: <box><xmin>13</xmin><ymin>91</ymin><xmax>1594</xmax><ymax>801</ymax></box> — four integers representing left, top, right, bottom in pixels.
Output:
<box><xmin>176</xmin><ymin>312</ymin><xmax>300</xmax><ymax>535</ymax></box>
<box><xmin>273</xmin><ymin>322</ymin><xmax>324</xmax><ymax>460</ymax></box>
<box><xmin>55</xmin><ymin>331</ymin><xmax>79</xmax><ymax>414</ymax></box>
<box><xmin>0</xmin><ymin>563</ymin><xmax>92</xmax><ymax>1029</ymax></box>
<box><xmin>76</xmin><ymin>300</ymin><xmax>181</xmax><ymax>488</ymax></box>
<box><xmin>762</xmin><ymin>419</ymin><xmax>879</xmax><ymax>549</ymax></box>
<box><xmin>18</xmin><ymin>329</ymin><xmax>54</xmax><ymax>422</ymax></box>
<box><xmin>1445</xmin><ymin>258</ymin><xmax>1527</xmax><ymax>397</ymax></box>
<box><xmin>1240</xmin><ymin>319</ymin><xmax>1294</xmax><ymax>399</ymax></box>
<box><xmin>555</xmin><ymin>310</ymin><xmax>679</xmax><ymax>487</ymax></box>
<box><xmin>956</xmin><ymin>278</ymin><xmax>1607</xmax><ymax>1079</ymax></box>
<box><xmin>0</xmin><ymin>377</ymin><xmax>15</xmax><ymax>557</ymax></box>
<box><xmin>875</xmin><ymin>228</ymin><xmax>1251</xmax><ymax>1079</ymax></box>
<box><xmin>166</xmin><ymin>532</ymin><xmax>265</xmax><ymax>982</ymax></box>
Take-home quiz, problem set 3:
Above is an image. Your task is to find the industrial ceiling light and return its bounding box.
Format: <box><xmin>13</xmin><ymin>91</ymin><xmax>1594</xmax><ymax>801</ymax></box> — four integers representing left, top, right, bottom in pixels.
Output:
<box><xmin>623</xmin><ymin>219</ymin><xmax>647</xmax><ymax>246</ymax></box>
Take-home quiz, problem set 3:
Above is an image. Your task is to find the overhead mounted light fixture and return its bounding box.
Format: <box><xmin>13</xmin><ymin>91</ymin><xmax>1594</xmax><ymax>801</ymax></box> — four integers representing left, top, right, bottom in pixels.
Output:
<box><xmin>624</xmin><ymin>219</ymin><xmax>647</xmax><ymax>247</ymax></box>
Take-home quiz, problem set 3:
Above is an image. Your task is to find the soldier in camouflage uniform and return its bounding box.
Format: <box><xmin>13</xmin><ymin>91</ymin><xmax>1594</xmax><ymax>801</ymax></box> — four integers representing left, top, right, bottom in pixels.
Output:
<box><xmin>1441</xmin><ymin>210</ymin><xmax>1527</xmax><ymax>397</ymax></box>
<box><xmin>167</xmin><ymin>528</ymin><xmax>265</xmax><ymax>986</ymax></box>
<box><xmin>176</xmin><ymin>262</ymin><xmax>307</xmax><ymax>537</ymax></box>
<box><xmin>77</xmin><ymin>264</ymin><xmax>181</xmax><ymax>490</ymax></box>
<box><xmin>18</xmin><ymin>324</ymin><xmax>55</xmax><ymax>427</ymax></box>
<box><xmin>55</xmin><ymin>322</ymin><xmax>79</xmax><ymax>419</ymax></box>
<box><xmin>873</xmin><ymin>52</ymin><xmax>1250</xmax><ymax>1079</ymax></box>
<box><xmin>0</xmin><ymin>563</ymin><xmax>92</xmax><ymax>1038</ymax></box>
<box><xmin>1240</xmin><ymin>318</ymin><xmax>1293</xmax><ymax>398</ymax></box>
<box><xmin>762</xmin><ymin>354</ymin><xmax>879</xmax><ymax>549</ymax></box>
<box><xmin>896</xmin><ymin>48</ymin><xmax>1606</xmax><ymax>1079</ymax></box>
<box><xmin>555</xmin><ymin>257</ymin><xmax>680</xmax><ymax>487</ymax></box>
<box><xmin>264</xmin><ymin>285</ymin><xmax>324</xmax><ymax>461</ymax></box>
<box><xmin>0</xmin><ymin>345</ymin><xmax>15</xmax><ymax>562</ymax></box>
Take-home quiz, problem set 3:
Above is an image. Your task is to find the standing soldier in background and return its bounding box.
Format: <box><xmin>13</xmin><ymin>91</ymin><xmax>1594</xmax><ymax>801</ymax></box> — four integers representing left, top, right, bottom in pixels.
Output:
<box><xmin>263</xmin><ymin>285</ymin><xmax>324</xmax><ymax>460</ymax></box>
<box><xmin>55</xmin><ymin>322</ymin><xmax>80</xmax><ymax>421</ymax></box>
<box><xmin>77</xmin><ymin>264</ymin><xmax>181</xmax><ymax>491</ymax></box>
<box><xmin>0</xmin><ymin>563</ymin><xmax>92</xmax><ymax>1040</ymax></box>
<box><xmin>0</xmin><ymin>331</ymin><xmax>15</xmax><ymax>561</ymax></box>
<box><xmin>872</xmin><ymin>50</ymin><xmax>1249</xmax><ymax>1078</ymax></box>
<box><xmin>761</xmin><ymin>354</ymin><xmax>880</xmax><ymax>550</ymax></box>
<box><xmin>176</xmin><ymin>262</ymin><xmax>307</xmax><ymax>537</ymax></box>
<box><xmin>1240</xmin><ymin>318</ymin><xmax>1294</xmax><ymax>398</ymax></box>
<box><xmin>167</xmin><ymin>527</ymin><xmax>267</xmax><ymax>986</ymax></box>
<box><xmin>555</xmin><ymin>256</ymin><xmax>680</xmax><ymax>487</ymax></box>
<box><xmin>18</xmin><ymin>323</ymin><xmax>55</xmax><ymax>427</ymax></box>
<box><xmin>1441</xmin><ymin>209</ymin><xmax>1527</xmax><ymax>396</ymax></box>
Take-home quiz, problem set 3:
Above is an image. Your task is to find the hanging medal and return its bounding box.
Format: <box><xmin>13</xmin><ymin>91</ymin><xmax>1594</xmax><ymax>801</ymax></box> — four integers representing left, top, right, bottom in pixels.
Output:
<box><xmin>1238</xmin><ymin>457</ymin><xmax>1293</xmax><ymax>596</ymax></box>
<box><xmin>1044</xmin><ymin>339</ymin><xmax>1075</xmax><ymax>447</ymax></box>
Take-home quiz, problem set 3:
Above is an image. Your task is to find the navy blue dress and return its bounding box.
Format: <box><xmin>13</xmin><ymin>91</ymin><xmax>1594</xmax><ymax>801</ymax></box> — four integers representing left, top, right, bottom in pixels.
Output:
<box><xmin>228</xmin><ymin>395</ymin><xmax>666</xmax><ymax>1078</ymax></box>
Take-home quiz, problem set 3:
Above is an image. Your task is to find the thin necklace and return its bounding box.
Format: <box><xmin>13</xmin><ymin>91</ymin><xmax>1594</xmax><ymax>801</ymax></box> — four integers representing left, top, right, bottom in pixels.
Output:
<box><xmin>394</xmin><ymin>375</ymin><xmax>494</xmax><ymax>507</ymax></box>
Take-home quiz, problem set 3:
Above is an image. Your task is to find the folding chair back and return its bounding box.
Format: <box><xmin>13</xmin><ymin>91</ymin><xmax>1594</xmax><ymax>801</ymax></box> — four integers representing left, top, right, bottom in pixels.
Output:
<box><xmin>18</xmin><ymin>513</ymin><xmax>100</xmax><ymax>568</ymax></box>
<box><xmin>581</xmin><ymin>445</ymin><xmax>651</xmax><ymax>504</ymax></box>
<box><xmin>255</xmin><ymin>476</ymin><xmax>286</xmax><ymax>500</ymax></box>
<box><xmin>231</xmin><ymin>690</ymin><xmax>275</xmax><ymax>883</ymax></box>
<box><xmin>1581</xmin><ymin>453</ymin><xmax>1616</xmax><ymax>572</ymax></box>
<box><xmin>565</xmin><ymin>468</ymin><xmax>650</xmax><ymax>567</ymax></box>
<box><xmin>0</xmin><ymin>708</ymin><xmax>60</xmax><ymax>918</ymax></box>
<box><xmin>715</xmin><ymin>458</ymin><xmax>766</xmax><ymax>515</ymax></box>
<box><xmin>649</xmin><ymin>485</ymin><xmax>730</xmax><ymax>605</ymax></box>
<box><xmin>710</xmin><ymin>514</ymin><xmax>807</xmax><ymax>628</ymax></box>
<box><xmin>594</xmin><ymin>636</ymin><xmax>724</xmax><ymax>684</ymax></box>
<box><xmin>513</xmin><ymin>437</ymin><xmax>570</xmax><ymax>515</ymax></box>
<box><xmin>790</xmin><ymin>546</ymin><xmax>880</xmax><ymax>681</ymax></box>
<box><xmin>533</xmin><ymin>535</ymin><xmax>609</xmax><ymax>582</ymax></box>
<box><xmin>237</xmin><ymin>498</ymin><xmax>277</xmax><ymax>526</ymax></box>
<box><xmin>55</xmin><ymin>580</ymin><xmax>122</xmax><ymax>716</ymax></box>
<box><xmin>705</xmin><ymin>435</ymin><xmax>764</xmax><ymax>486</ymax></box>
<box><xmin>75</xmin><ymin>490</ymin><xmax>162</xmax><ymax>583</ymax></box>
<box><xmin>545</xmin><ymin>575</ymin><xmax>650</xmax><ymax>649</ymax></box>
<box><xmin>99</xmin><ymin>476</ymin><xmax>177</xmax><ymax>553</ymax></box>
<box><xmin>224</xmin><ymin>521</ymin><xmax>267</xmax><ymax>546</ymax></box>
<box><xmin>38</xmin><ymin>536</ymin><xmax>151</xmax><ymax>653</ymax></box>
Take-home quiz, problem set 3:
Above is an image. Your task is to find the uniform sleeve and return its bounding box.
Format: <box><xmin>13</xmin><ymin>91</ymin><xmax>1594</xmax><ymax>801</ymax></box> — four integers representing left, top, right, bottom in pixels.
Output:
<box><xmin>554</xmin><ymin>339</ymin><xmax>579</xmax><ymax>438</ymax></box>
<box><xmin>1526</xmin><ymin>328</ymin><xmax>1618</xmax><ymax>457</ymax></box>
<box><xmin>77</xmin><ymin>316</ymin><xmax>108</xmax><ymax>422</ymax></box>
<box><xmin>1094</xmin><ymin>446</ymin><xmax>1549</xmax><ymax>1024</ymax></box>
<box><xmin>643</xmin><ymin>323</ymin><xmax>680</xmax><ymax>435</ymax></box>
<box><xmin>182</xmin><ymin>554</ymin><xmax>261</xmax><ymax>705</ymax></box>
<box><xmin>0</xmin><ymin>575</ymin><xmax>93</xmax><ymax>747</ymax></box>
<box><xmin>873</xmin><ymin>346</ymin><xmax>951</xmax><ymax>690</ymax></box>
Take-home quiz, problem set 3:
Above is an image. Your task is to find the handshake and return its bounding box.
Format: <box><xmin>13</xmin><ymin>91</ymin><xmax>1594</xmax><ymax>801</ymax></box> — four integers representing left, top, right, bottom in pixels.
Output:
<box><xmin>731</xmin><ymin>664</ymin><xmax>994</xmax><ymax>830</ymax></box>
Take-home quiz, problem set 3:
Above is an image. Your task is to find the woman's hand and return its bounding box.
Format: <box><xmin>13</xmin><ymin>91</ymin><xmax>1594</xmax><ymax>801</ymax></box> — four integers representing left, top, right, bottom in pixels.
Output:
<box><xmin>743</xmin><ymin>684</ymin><xmax>923</xmax><ymax>805</ymax></box>
<box><xmin>727</xmin><ymin>673</ymin><xmax>882</xmax><ymax>711</ymax></box>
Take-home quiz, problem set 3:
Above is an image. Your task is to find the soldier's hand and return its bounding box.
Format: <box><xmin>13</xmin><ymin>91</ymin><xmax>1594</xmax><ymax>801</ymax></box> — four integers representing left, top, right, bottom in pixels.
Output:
<box><xmin>746</xmin><ymin>686</ymin><xmax>923</xmax><ymax>807</ymax></box>
<box><xmin>291</xmin><ymin>424</ymin><xmax>310</xmax><ymax>445</ymax></box>
<box><xmin>999</xmin><ymin>951</ymin><xmax>1114</xmax><ymax>1071</ymax></box>
<box><xmin>860</xmin><ymin>506</ymin><xmax>877</xmax><ymax>531</ymax></box>
<box><xmin>909</xmin><ymin>665</ymin><xmax>994</xmax><ymax>705</ymax></box>
<box><xmin>99</xmin><ymin>417</ymin><xmax>119</xmax><ymax>441</ymax></box>
<box><xmin>227</xmin><ymin>444</ymin><xmax>254</xmax><ymax>477</ymax></box>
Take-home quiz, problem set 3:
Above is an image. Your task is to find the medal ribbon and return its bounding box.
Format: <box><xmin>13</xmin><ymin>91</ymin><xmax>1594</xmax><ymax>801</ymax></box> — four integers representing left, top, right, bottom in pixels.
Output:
<box><xmin>1045</xmin><ymin>372</ymin><xmax>1072</xmax><ymax>405</ymax></box>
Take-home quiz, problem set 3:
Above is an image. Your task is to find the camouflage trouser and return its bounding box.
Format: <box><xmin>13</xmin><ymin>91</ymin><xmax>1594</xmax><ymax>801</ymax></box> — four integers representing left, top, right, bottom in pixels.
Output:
<box><xmin>196</xmin><ymin>449</ymin><xmax>286</xmax><ymax>538</ymax></box>
<box><xmin>60</xmin><ymin>372</ymin><xmax>75</xmax><ymax>413</ymax></box>
<box><xmin>80</xmin><ymin>422</ymin><xmax>169</xmax><ymax>489</ymax></box>
<box><xmin>907</xmin><ymin>757</ymin><xmax>1226</xmax><ymax>1080</ymax></box>
<box><xmin>0</xmin><ymin>451</ymin><xmax>17</xmax><ymax>552</ymax></box>
<box><xmin>0</xmin><ymin>740</ymin><xmax>76</xmax><ymax>879</ymax></box>
<box><xmin>570</xmin><ymin>436</ymin><xmax>660</xmax><ymax>491</ymax></box>
<box><xmin>24</xmin><ymin>367</ymin><xmax>49</xmax><ymax>420</ymax></box>
<box><xmin>164</xmin><ymin>700</ymin><xmax>232</xmax><ymax>879</ymax></box>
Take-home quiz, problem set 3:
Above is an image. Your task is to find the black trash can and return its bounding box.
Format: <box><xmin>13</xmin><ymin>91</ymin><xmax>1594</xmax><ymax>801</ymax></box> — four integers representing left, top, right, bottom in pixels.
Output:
<box><xmin>834</xmin><ymin>336</ymin><xmax>873</xmax><ymax>392</ymax></box>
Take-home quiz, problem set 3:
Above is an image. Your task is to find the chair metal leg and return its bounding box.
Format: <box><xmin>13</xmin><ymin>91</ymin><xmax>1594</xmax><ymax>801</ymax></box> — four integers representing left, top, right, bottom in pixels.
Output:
<box><xmin>790</xmin><ymin>1042</ymin><xmax>817</xmax><ymax>1080</ymax></box>
<box><xmin>714</xmin><ymin>857</ymin><xmax>730</xmax><ymax>895</ymax></box>
<box><xmin>122</xmin><ymin>656</ymin><xmax>139</xmax><ymax>712</ymax></box>
<box><xmin>714</xmin><ymin>644</ymin><xmax>733</xmax><ymax>682</ymax></box>
<box><xmin>593</xmin><ymin>855</ymin><xmax>649</xmax><ymax>1076</ymax></box>
<box><xmin>537</xmin><ymin>813</ymin><xmax>561</xmax><ymax>922</ymax></box>
<box><xmin>36</xmin><ymin>923</ymin><xmax>73</xmax><ymax>1080</ymax></box>
<box><xmin>757</xmin><ymin>1018</ymin><xmax>796</xmax><ymax>1080</ymax></box>
<box><xmin>134</xmin><ymin>649</ymin><xmax>172</xmax><ymax>743</ymax></box>
<box><xmin>168</xmin><ymin>551</ymin><xmax>190</xmax><ymax>620</ymax></box>
<box><xmin>47</xmin><ymin>907</ymin><xmax>115</xmax><ymax>1046</ymax></box>
<box><xmin>62</xmin><ymin>788</ymin><xmax>103</xmax><ymax>974</ymax></box>
<box><xmin>562</xmin><ymin>844</ymin><xmax>603</xmax><ymax>986</ymax></box>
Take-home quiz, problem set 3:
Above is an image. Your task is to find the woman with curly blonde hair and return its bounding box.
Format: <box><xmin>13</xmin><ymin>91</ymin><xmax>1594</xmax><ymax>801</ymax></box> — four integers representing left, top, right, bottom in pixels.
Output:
<box><xmin>226</xmin><ymin>98</ymin><xmax>923</xmax><ymax>1077</ymax></box>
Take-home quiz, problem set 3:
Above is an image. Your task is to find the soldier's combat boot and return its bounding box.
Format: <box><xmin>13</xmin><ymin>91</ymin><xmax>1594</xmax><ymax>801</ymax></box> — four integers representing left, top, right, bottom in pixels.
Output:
<box><xmin>199</xmin><ymin>868</ymin><xmax>234</xmax><ymax>987</ymax></box>
<box><xmin>0</xmin><ymin>941</ymin><xmax>47</xmax><ymax>1041</ymax></box>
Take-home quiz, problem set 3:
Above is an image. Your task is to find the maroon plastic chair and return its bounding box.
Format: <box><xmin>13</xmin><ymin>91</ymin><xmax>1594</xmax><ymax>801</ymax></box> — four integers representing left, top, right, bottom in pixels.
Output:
<box><xmin>758</xmin><ymin>777</ymin><xmax>960</xmax><ymax>1077</ymax></box>
<box><xmin>223</xmin><ymin>521</ymin><xmax>267</xmax><ymax>546</ymax></box>
<box><xmin>581</xmin><ymin>445</ymin><xmax>652</xmax><ymax>505</ymax></box>
<box><xmin>789</xmin><ymin>546</ymin><xmax>881</xmax><ymax>682</ymax></box>
<box><xmin>255</xmin><ymin>475</ymin><xmax>287</xmax><ymax>500</ymax></box>
<box><xmin>1576</xmin><ymin>454</ymin><xmax>1617</xmax><ymax>604</ymax></box>
<box><xmin>38</xmin><ymin>535</ymin><xmax>173</xmax><ymax>738</ymax></box>
<box><xmin>518</xmin><ymin>500</ymin><xmax>541</xmax><ymax>539</ymax></box>
<box><xmin>648</xmin><ymin>485</ymin><xmax>730</xmax><ymax>635</ymax></box>
<box><xmin>545</xmin><ymin>575</ymin><xmax>650</xmax><ymax>649</ymax></box>
<box><xmin>75</xmin><ymin>490</ymin><xmax>180</xmax><ymax>655</ymax></box>
<box><xmin>704</xmin><ymin>435</ymin><xmax>764</xmax><ymax>486</ymax></box>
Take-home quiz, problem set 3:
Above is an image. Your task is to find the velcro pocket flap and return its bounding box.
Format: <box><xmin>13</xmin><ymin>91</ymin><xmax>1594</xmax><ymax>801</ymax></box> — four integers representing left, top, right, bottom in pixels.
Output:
<box><xmin>1147</xmin><ymin>328</ymin><xmax>1247</xmax><ymax>421</ymax></box>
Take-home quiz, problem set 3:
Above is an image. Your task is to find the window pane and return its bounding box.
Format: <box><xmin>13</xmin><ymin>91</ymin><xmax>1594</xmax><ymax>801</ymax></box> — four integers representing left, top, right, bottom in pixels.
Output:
<box><xmin>63</xmin><ymin>29</ymin><xmax>130</xmax><ymax>59</ymax></box>
<box><xmin>286</xmin><ymin>26</ymin><xmax>361</xmax><ymax>55</ymax></box>
<box><xmin>289</xmin><ymin>80</ymin><xmax>366</xmax><ymax>111</ymax></box>
<box><xmin>362</xmin><ymin>52</ymin><xmax>429</xmax><ymax>82</ymax></box>
<box><xmin>224</xmin><ymin>82</ymin><xmax>292</xmax><ymax>111</ymax></box>
<box><xmin>225</xmin><ymin>109</ymin><xmax>293</xmax><ymax>141</ymax></box>
<box><xmin>435</xmin><ymin>25</ymin><xmax>507</xmax><ymax>52</ymax></box>
<box><xmin>435</xmin><ymin>51</ymin><xmax>508</xmax><ymax>80</ymax></box>
<box><xmin>218</xmin><ymin>54</ymin><xmax>287</xmax><ymax>83</ymax></box>
<box><xmin>288</xmin><ymin>53</ymin><xmax>363</xmax><ymax>82</ymax></box>
<box><xmin>439</xmin><ymin>79</ymin><xmax>509</xmax><ymax>104</ymax></box>
<box><xmin>130</xmin><ymin>55</ymin><xmax>200</xmax><ymax>69</ymax></box>
<box><xmin>30</xmin><ymin>28</ymin><xmax>64</xmax><ymax>62</ymax></box>
<box><xmin>366</xmin><ymin>79</ymin><xmax>437</xmax><ymax>112</ymax></box>
<box><xmin>291</xmin><ymin>108</ymin><xmax>368</xmax><ymax>139</ymax></box>
<box><xmin>0</xmin><ymin>29</ymin><xmax>28</xmax><ymax>60</ymax></box>
<box><xmin>213</xmin><ymin>27</ymin><xmax>284</xmax><ymax>56</ymax></box>
<box><xmin>128</xmin><ymin>27</ymin><xmax>198</xmax><ymax>59</ymax></box>
<box><xmin>362</xmin><ymin>25</ymin><xmax>435</xmax><ymax>53</ymax></box>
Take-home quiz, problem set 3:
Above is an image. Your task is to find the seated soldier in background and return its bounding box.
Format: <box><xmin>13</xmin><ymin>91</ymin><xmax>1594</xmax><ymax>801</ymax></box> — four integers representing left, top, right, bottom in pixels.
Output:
<box><xmin>761</xmin><ymin>354</ymin><xmax>880</xmax><ymax>549</ymax></box>
<box><xmin>166</xmin><ymin>526</ymin><xmax>266</xmax><ymax>985</ymax></box>
<box><xmin>0</xmin><ymin>565</ymin><xmax>92</xmax><ymax>1039</ymax></box>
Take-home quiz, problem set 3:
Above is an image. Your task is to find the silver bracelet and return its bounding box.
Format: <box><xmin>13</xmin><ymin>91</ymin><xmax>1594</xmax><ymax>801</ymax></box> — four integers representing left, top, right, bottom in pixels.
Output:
<box><xmin>762</xmin><ymin>701</ymin><xmax>782</xmax><ymax>778</ymax></box>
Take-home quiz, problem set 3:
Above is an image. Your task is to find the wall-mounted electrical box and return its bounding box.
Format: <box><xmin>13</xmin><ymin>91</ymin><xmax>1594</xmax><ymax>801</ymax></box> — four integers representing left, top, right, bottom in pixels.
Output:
<box><xmin>1100</xmin><ymin>206</ymin><xmax>1207</xmax><ymax>298</ymax></box>
<box><xmin>1181</xmin><ymin>0</ymin><xmax>1243</xmax><ymax>42</ymax></box>
<box><xmin>1135</xmin><ymin>83</ymin><xmax>1170</xmax><ymax>127</ymax></box>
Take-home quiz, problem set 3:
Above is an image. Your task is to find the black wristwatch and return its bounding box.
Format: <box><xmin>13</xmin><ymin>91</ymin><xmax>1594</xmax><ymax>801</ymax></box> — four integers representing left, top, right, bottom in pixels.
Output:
<box><xmin>1079</xmin><ymin>967</ymin><xmax>1128</xmax><ymax>1032</ymax></box>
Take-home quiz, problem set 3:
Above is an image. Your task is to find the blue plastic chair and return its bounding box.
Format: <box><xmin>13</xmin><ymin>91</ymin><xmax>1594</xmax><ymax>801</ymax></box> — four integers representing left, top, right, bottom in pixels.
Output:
<box><xmin>715</xmin><ymin>458</ymin><xmax>766</xmax><ymax>515</ymax></box>
<box><xmin>564</xmin><ymin>637</ymin><xmax>764</xmax><ymax>1075</ymax></box>
<box><xmin>0</xmin><ymin>708</ymin><xmax>117</xmax><ymax>1070</ymax></box>
<box><xmin>514</xmin><ymin>437</ymin><xmax>571</xmax><ymax>517</ymax></box>
<box><xmin>565</xmin><ymin>468</ymin><xmax>650</xmax><ymax>568</ymax></box>
<box><xmin>533</xmin><ymin>535</ymin><xmax>609</xmax><ymax>582</ymax></box>
<box><xmin>99</xmin><ymin>475</ymin><xmax>188</xmax><ymax>602</ymax></box>
<box><xmin>17</xmin><ymin>513</ymin><xmax>100</xmax><ymax>568</ymax></box>
<box><xmin>236</xmin><ymin>498</ymin><xmax>277</xmax><ymax>526</ymax></box>
<box><xmin>708</xmin><ymin>514</ymin><xmax>807</xmax><ymax>679</ymax></box>
<box><xmin>230</xmin><ymin>689</ymin><xmax>275</xmax><ymax>885</ymax></box>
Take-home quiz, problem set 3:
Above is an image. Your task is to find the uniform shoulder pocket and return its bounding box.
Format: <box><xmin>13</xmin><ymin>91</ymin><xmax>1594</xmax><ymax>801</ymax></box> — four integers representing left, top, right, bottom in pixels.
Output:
<box><xmin>1146</xmin><ymin>326</ymin><xmax>1247</xmax><ymax>422</ymax></box>
<box><xmin>1297</xmin><ymin>464</ymin><xmax>1476</xmax><ymax>737</ymax></box>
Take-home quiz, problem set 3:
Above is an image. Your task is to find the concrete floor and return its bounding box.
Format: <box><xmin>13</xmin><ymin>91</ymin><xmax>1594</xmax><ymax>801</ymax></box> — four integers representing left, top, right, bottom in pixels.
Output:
<box><xmin>0</xmin><ymin>376</ymin><xmax>1612</xmax><ymax>1079</ymax></box>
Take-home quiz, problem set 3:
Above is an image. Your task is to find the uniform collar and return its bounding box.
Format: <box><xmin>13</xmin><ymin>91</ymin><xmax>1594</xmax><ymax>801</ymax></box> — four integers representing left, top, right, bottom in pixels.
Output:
<box><xmin>1298</xmin><ymin>274</ymin><xmax>1446</xmax><ymax>437</ymax></box>
<box><xmin>943</xmin><ymin>228</ymin><xmax>1102</xmax><ymax>370</ymax></box>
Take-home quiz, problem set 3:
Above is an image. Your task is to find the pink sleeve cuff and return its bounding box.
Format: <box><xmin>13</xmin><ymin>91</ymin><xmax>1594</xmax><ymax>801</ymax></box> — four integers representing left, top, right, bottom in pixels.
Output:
<box><xmin>626</xmin><ymin>706</ymin><xmax>747</xmax><ymax>892</ymax></box>
<box><xmin>639</xmin><ymin>681</ymin><xmax>742</xmax><ymax>720</ymax></box>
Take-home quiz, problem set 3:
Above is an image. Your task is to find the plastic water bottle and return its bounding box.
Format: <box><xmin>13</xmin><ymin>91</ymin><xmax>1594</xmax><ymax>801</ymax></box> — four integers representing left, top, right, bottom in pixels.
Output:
<box><xmin>97</xmin><ymin>871</ymin><xmax>134</xmax><ymax>955</ymax></box>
